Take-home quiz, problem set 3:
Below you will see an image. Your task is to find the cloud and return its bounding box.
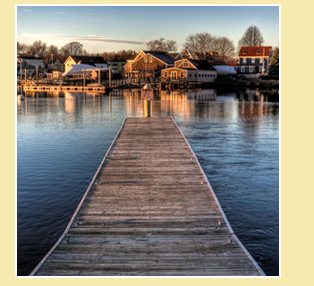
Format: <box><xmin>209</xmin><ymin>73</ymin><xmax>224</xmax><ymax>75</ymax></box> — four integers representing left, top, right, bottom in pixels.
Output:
<box><xmin>17</xmin><ymin>33</ymin><xmax>148</xmax><ymax>46</ymax></box>
<box><xmin>52</xmin><ymin>12</ymin><xmax>69</xmax><ymax>15</ymax></box>
<box><xmin>73</xmin><ymin>35</ymin><xmax>148</xmax><ymax>45</ymax></box>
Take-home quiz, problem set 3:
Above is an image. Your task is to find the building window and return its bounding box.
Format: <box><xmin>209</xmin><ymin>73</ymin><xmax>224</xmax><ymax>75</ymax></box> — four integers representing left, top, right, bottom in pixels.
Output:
<box><xmin>252</xmin><ymin>58</ymin><xmax>255</xmax><ymax>64</ymax></box>
<box><xmin>213</xmin><ymin>74</ymin><xmax>215</xmax><ymax>77</ymax></box>
<box><xmin>180</xmin><ymin>71</ymin><xmax>184</xmax><ymax>78</ymax></box>
<box><xmin>243</xmin><ymin>50</ymin><xmax>248</xmax><ymax>54</ymax></box>
<box><xmin>241</xmin><ymin>66</ymin><xmax>245</xmax><ymax>72</ymax></box>
<box><xmin>189</xmin><ymin>74</ymin><xmax>192</xmax><ymax>77</ymax></box>
<box><xmin>243</xmin><ymin>58</ymin><xmax>247</xmax><ymax>64</ymax></box>
<box><xmin>164</xmin><ymin>71</ymin><xmax>168</xmax><ymax>77</ymax></box>
<box><xmin>195</xmin><ymin>74</ymin><xmax>197</xmax><ymax>77</ymax></box>
<box><xmin>249</xmin><ymin>67</ymin><xmax>254</xmax><ymax>73</ymax></box>
<box><xmin>149</xmin><ymin>56</ymin><xmax>152</xmax><ymax>63</ymax></box>
<box><xmin>259</xmin><ymin>66</ymin><xmax>263</xmax><ymax>72</ymax></box>
<box><xmin>257</xmin><ymin>50</ymin><xmax>261</xmax><ymax>54</ymax></box>
<box><xmin>183</xmin><ymin>62</ymin><xmax>189</xmax><ymax>67</ymax></box>
<box><xmin>144</xmin><ymin>57</ymin><xmax>148</xmax><ymax>63</ymax></box>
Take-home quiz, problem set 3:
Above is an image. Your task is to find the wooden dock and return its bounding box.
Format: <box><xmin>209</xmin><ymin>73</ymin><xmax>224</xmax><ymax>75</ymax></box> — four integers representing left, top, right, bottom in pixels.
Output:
<box><xmin>23</xmin><ymin>85</ymin><xmax>105</xmax><ymax>92</ymax></box>
<box><xmin>30</xmin><ymin>117</ymin><xmax>265</xmax><ymax>276</ymax></box>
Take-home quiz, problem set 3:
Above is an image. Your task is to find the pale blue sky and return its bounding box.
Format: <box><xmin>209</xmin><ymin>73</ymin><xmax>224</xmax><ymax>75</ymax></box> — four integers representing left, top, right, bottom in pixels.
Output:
<box><xmin>17</xmin><ymin>5</ymin><xmax>280</xmax><ymax>53</ymax></box>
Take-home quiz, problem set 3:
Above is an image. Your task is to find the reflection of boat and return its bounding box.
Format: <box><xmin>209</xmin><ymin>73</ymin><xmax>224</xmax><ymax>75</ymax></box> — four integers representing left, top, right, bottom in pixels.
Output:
<box><xmin>185</xmin><ymin>89</ymin><xmax>217</xmax><ymax>101</ymax></box>
<box><xmin>64</xmin><ymin>91</ymin><xmax>100</xmax><ymax>99</ymax></box>
<box><xmin>216</xmin><ymin>95</ymin><xmax>237</xmax><ymax>101</ymax></box>
<box><xmin>17</xmin><ymin>94</ymin><xmax>25</xmax><ymax>100</ymax></box>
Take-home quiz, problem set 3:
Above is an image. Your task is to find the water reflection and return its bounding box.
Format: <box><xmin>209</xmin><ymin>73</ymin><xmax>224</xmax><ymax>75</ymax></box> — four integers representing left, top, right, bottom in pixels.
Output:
<box><xmin>17</xmin><ymin>87</ymin><xmax>279</xmax><ymax>276</ymax></box>
<box><xmin>18</xmin><ymin>88</ymin><xmax>279</xmax><ymax>122</ymax></box>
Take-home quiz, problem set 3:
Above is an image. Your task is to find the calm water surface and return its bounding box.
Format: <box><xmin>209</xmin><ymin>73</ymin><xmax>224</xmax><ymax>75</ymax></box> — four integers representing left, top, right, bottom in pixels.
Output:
<box><xmin>17</xmin><ymin>88</ymin><xmax>279</xmax><ymax>276</ymax></box>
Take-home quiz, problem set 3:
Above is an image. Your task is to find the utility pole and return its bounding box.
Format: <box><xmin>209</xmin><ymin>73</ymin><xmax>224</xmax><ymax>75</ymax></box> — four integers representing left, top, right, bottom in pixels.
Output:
<box><xmin>262</xmin><ymin>48</ymin><xmax>265</xmax><ymax>76</ymax></box>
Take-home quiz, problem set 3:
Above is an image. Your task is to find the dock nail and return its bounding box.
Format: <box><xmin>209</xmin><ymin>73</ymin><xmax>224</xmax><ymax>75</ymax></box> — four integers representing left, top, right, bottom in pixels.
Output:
<box><xmin>228</xmin><ymin>236</ymin><xmax>232</xmax><ymax>244</ymax></box>
<box><xmin>218</xmin><ymin>218</ymin><xmax>222</xmax><ymax>226</ymax></box>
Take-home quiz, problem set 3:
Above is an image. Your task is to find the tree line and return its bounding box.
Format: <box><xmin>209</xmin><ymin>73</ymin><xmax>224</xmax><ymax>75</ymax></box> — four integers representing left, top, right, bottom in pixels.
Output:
<box><xmin>17</xmin><ymin>25</ymin><xmax>267</xmax><ymax>65</ymax></box>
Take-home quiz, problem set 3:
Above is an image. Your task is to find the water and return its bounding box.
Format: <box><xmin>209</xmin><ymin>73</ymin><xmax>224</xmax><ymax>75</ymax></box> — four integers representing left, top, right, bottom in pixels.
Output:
<box><xmin>17</xmin><ymin>88</ymin><xmax>279</xmax><ymax>276</ymax></box>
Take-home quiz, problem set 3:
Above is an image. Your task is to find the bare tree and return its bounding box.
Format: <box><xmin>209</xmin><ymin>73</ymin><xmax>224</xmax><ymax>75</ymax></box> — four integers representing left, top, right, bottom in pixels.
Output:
<box><xmin>184</xmin><ymin>32</ymin><xmax>214</xmax><ymax>59</ymax></box>
<box><xmin>60</xmin><ymin>41</ymin><xmax>84</xmax><ymax>57</ymax></box>
<box><xmin>46</xmin><ymin>45</ymin><xmax>59</xmax><ymax>58</ymax></box>
<box><xmin>212</xmin><ymin>36</ymin><xmax>235</xmax><ymax>62</ymax></box>
<box><xmin>17</xmin><ymin>41</ymin><xmax>28</xmax><ymax>54</ymax></box>
<box><xmin>147</xmin><ymin>38</ymin><xmax>177</xmax><ymax>52</ymax></box>
<box><xmin>28</xmin><ymin>40</ymin><xmax>47</xmax><ymax>57</ymax></box>
<box><xmin>238</xmin><ymin>25</ymin><xmax>264</xmax><ymax>49</ymax></box>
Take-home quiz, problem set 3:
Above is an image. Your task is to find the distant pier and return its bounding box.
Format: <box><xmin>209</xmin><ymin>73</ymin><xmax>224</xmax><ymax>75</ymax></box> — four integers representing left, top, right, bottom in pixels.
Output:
<box><xmin>23</xmin><ymin>85</ymin><xmax>106</xmax><ymax>92</ymax></box>
<box><xmin>30</xmin><ymin>117</ymin><xmax>265</xmax><ymax>276</ymax></box>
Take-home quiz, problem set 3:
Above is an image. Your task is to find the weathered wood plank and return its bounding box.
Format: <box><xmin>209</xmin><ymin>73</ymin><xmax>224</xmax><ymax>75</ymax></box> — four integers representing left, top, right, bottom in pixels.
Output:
<box><xmin>32</xmin><ymin>117</ymin><xmax>264</xmax><ymax>276</ymax></box>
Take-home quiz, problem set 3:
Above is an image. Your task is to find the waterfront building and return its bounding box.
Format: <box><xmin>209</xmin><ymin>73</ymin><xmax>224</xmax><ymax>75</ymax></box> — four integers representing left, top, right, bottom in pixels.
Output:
<box><xmin>47</xmin><ymin>59</ymin><xmax>64</xmax><ymax>72</ymax></box>
<box><xmin>161</xmin><ymin>58</ymin><xmax>217</xmax><ymax>83</ymax></box>
<box><xmin>236</xmin><ymin>44</ymin><xmax>273</xmax><ymax>77</ymax></box>
<box><xmin>124</xmin><ymin>50</ymin><xmax>175</xmax><ymax>78</ymax></box>
<box><xmin>64</xmin><ymin>55</ymin><xmax>108</xmax><ymax>73</ymax></box>
<box><xmin>107</xmin><ymin>56</ymin><xmax>127</xmax><ymax>74</ymax></box>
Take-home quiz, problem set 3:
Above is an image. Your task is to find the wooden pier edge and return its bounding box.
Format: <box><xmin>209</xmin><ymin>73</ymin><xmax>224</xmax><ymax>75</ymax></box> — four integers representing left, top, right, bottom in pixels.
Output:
<box><xmin>170</xmin><ymin>116</ymin><xmax>266</xmax><ymax>276</ymax></box>
<box><xmin>29</xmin><ymin>119</ymin><xmax>127</xmax><ymax>276</ymax></box>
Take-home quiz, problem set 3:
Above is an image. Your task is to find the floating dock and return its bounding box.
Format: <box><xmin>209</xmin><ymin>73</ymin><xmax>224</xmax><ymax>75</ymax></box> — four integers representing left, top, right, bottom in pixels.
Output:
<box><xmin>30</xmin><ymin>117</ymin><xmax>265</xmax><ymax>276</ymax></box>
<box><xmin>23</xmin><ymin>85</ymin><xmax>105</xmax><ymax>92</ymax></box>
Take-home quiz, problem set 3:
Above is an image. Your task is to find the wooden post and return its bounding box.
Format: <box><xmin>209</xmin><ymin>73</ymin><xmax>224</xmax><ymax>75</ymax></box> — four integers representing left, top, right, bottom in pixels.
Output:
<box><xmin>109</xmin><ymin>67</ymin><xmax>112</xmax><ymax>87</ymax></box>
<box><xmin>144</xmin><ymin>100</ymin><xmax>152</xmax><ymax>117</ymax></box>
<box><xmin>98</xmin><ymin>69</ymin><xmax>101</xmax><ymax>84</ymax></box>
<box><xmin>83</xmin><ymin>70</ymin><xmax>86</xmax><ymax>87</ymax></box>
<box><xmin>142</xmin><ymin>83</ymin><xmax>153</xmax><ymax>117</ymax></box>
<box><xmin>36</xmin><ymin>67</ymin><xmax>38</xmax><ymax>85</ymax></box>
<box><xmin>25</xmin><ymin>69</ymin><xmax>27</xmax><ymax>85</ymax></box>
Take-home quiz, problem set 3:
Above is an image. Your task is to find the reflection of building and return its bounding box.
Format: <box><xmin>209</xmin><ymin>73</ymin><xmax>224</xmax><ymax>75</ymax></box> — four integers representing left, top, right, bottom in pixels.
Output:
<box><xmin>238</xmin><ymin>90</ymin><xmax>268</xmax><ymax>117</ymax></box>
<box><xmin>185</xmin><ymin>89</ymin><xmax>217</xmax><ymax>100</ymax></box>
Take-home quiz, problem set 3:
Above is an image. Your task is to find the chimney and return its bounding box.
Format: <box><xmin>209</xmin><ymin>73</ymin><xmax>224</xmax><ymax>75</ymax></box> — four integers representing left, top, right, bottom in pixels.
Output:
<box><xmin>258</xmin><ymin>43</ymin><xmax>260</xmax><ymax>48</ymax></box>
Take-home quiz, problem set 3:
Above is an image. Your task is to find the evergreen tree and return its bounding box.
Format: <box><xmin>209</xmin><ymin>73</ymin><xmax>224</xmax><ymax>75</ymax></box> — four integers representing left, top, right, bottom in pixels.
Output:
<box><xmin>268</xmin><ymin>48</ymin><xmax>279</xmax><ymax>75</ymax></box>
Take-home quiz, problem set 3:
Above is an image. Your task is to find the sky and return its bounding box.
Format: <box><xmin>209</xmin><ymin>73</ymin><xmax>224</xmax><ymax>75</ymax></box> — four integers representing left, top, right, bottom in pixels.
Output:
<box><xmin>16</xmin><ymin>5</ymin><xmax>280</xmax><ymax>53</ymax></box>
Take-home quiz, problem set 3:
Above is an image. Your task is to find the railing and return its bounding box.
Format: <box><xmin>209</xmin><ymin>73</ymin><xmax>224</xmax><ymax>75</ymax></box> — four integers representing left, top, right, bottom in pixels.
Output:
<box><xmin>107</xmin><ymin>77</ymin><xmax>161</xmax><ymax>87</ymax></box>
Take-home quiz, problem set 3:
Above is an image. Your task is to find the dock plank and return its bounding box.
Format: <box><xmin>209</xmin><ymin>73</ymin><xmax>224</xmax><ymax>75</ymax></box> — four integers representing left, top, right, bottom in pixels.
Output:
<box><xmin>31</xmin><ymin>117</ymin><xmax>264</xmax><ymax>276</ymax></box>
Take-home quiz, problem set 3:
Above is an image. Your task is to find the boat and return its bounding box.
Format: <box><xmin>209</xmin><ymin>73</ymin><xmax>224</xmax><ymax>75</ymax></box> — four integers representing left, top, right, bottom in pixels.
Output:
<box><xmin>86</xmin><ymin>83</ymin><xmax>104</xmax><ymax>87</ymax></box>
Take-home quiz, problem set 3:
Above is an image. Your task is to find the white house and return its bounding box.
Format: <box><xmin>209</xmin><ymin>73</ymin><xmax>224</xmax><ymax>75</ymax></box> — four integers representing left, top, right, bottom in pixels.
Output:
<box><xmin>64</xmin><ymin>55</ymin><xmax>108</xmax><ymax>73</ymax></box>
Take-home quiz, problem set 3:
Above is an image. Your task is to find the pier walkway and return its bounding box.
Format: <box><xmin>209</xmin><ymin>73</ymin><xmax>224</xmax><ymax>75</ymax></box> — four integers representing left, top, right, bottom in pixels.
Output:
<box><xmin>31</xmin><ymin>117</ymin><xmax>265</xmax><ymax>276</ymax></box>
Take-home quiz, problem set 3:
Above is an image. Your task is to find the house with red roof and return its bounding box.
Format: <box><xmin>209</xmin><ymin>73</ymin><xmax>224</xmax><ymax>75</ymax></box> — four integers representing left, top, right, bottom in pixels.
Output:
<box><xmin>236</xmin><ymin>44</ymin><xmax>273</xmax><ymax>77</ymax></box>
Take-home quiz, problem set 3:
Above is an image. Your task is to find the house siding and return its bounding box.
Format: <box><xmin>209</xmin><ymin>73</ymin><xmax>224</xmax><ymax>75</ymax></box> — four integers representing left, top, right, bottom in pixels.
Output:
<box><xmin>131</xmin><ymin>55</ymin><xmax>168</xmax><ymax>77</ymax></box>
